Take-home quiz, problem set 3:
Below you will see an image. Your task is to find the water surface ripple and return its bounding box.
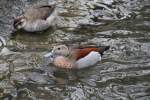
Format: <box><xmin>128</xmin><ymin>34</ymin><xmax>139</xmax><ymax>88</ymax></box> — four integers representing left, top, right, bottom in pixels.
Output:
<box><xmin>0</xmin><ymin>0</ymin><xmax>150</xmax><ymax>100</ymax></box>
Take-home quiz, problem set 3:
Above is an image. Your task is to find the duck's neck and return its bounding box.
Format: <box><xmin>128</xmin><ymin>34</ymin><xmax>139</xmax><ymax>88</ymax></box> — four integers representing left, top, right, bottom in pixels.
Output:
<box><xmin>62</xmin><ymin>49</ymin><xmax>74</xmax><ymax>62</ymax></box>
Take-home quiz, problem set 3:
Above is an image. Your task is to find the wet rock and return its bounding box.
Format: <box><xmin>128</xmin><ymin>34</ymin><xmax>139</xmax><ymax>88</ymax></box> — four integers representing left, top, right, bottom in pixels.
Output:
<box><xmin>0</xmin><ymin>63</ymin><xmax>9</xmax><ymax>79</ymax></box>
<box><xmin>10</xmin><ymin>72</ymin><xmax>28</xmax><ymax>85</ymax></box>
<box><xmin>15</xmin><ymin>88</ymin><xmax>35</xmax><ymax>100</ymax></box>
<box><xmin>0</xmin><ymin>80</ymin><xmax>17</xmax><ymax>98</ymax></box>
<box><xmin>0</xmin><ymin>47</ymin><xmax>21</xmax><ymax>56</ymax></box>
<box><xmin>27</xmin><ymin>72</ymin><xmax>55</xmax><ymax>85</ymax></box>
<box><xmin>70</xmin><ymin>88</ymin><xmax>86</xmax><ymax>100</ymax></box>
<box><xmin>80</xmin><ymin>78</ymin><xmax>97</xmax><ymax>87</ymax></box>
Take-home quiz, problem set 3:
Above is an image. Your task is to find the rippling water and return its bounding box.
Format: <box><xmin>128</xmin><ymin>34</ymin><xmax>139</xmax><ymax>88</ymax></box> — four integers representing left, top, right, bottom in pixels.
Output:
<box><xmin>0</xmin><ymin>0</ymin><xmax>150</xmax><ymax>100</ymax></box>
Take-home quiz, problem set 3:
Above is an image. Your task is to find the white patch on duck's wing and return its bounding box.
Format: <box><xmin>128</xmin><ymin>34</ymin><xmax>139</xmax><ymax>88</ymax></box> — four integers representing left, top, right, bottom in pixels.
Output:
<box><xmin>75</xmin><ymin>51</ymin><xmax>101</xmax><ymax>69</ymax></box>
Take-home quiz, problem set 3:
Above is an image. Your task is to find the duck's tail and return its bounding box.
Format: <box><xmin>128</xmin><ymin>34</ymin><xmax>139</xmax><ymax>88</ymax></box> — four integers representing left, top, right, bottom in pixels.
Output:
<box><xmin>99</xmin><ymin>46</ymin><xmax>110</xmax><ymax>56</ymax></box>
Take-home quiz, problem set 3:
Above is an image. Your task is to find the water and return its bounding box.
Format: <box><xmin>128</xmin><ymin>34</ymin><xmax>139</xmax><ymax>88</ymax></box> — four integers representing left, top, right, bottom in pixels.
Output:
<box><xmin>0</xmin><ymin>0</ymin><xmax>150</xmax><ymax>99</ymax></box>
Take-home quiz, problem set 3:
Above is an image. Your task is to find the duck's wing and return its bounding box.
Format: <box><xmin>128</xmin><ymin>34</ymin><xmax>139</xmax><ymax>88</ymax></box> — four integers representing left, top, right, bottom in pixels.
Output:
<box><xmin>75</xmin><ymin>51</ymin><xmax>101</xmax><ymax>69</ymax></box>
<box><xmin>25</xmin><ymin>4</ymin><xmax>56</xmax><ymax>20</ymax></box>
<box><xmin>74</xmin><ymin>46</ymin><xmax>110</xmax><ymax>60</ymax></box>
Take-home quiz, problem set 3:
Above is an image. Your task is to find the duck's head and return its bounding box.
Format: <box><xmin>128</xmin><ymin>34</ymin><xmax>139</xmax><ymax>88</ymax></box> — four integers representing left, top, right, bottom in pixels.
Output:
<box><xmin>44</xmin><ymin>45</ymin><xmax>70</xmax><ymax>60</ymax></box>
<box><xmin>13</xmin><ymin>16</ymin><xmax>27</xmax><ymax>30</ymax></box>
<box><xmin>43</xmin><ymin>45</ymin><xmax>70</xmax><ymax>65</ymax></box>
<box><xmin>51</xmin><ymin>45</ymin><xmax>70</xmax><ymax>56</ymax></box>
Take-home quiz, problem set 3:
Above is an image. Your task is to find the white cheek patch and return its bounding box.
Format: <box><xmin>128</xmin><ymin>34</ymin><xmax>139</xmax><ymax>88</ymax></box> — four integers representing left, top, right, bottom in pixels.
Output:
<box><xmin>75</xmin><ymin>51</ymin><xmax>101</xmax><ymax>69</ymax></box>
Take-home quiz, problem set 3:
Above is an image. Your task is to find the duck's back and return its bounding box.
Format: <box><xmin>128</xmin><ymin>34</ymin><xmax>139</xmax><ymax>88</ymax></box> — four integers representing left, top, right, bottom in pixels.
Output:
<box><xmin>25</xmin><ymin>5</ymin><xmax>55</xmax><ymax>20</ymax></box>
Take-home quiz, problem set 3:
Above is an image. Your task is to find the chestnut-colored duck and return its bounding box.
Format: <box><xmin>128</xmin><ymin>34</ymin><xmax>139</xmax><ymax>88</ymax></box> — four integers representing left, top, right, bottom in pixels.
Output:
<box><xmin>44</xmin><ymin>45</ymin><xmax>110</xmax><ymax>69</ymax></box>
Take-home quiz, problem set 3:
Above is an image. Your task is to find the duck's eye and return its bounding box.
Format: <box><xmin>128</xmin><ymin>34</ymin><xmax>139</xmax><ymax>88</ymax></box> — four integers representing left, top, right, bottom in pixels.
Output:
<box><xmin>50</xmin><ymin>55</ymin><xmax>54</xmax><ymax>58</ymax></box>
<box><xmin>57</xmin><ymin>48</ymin><xmax>60</xmax><ymax>50</ymax></box>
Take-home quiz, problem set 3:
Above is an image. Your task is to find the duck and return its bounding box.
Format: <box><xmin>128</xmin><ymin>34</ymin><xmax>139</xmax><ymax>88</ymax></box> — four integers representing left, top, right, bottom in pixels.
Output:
<box><xmin>13</xmin><ymin>4</ymin><xmax>57</xmax><ymax>32</ymax></box>
<box><xmin>44</xmin><ymin>45</ymin><xmax>110</xmax><ymax>69</ymax></box>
